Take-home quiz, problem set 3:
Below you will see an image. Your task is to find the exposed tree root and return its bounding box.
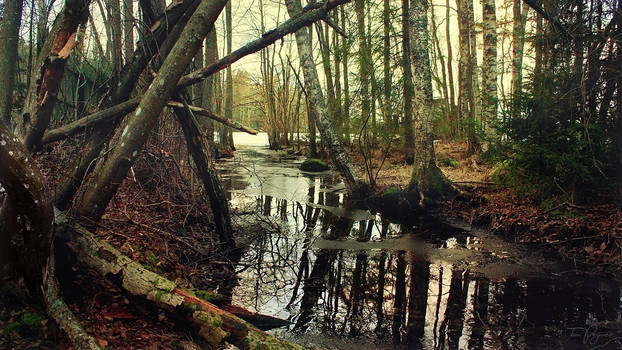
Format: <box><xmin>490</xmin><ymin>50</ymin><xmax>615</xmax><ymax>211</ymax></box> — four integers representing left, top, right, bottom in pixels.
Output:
<box><xmin>56</xmin><ymin>222</ymin><xmax>308</xmax><ymax>350</ymax></box>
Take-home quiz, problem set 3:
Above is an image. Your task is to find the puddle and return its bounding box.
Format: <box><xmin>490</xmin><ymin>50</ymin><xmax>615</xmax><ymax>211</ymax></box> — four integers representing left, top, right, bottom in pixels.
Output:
<box><xmin>217</xmin><ymin>135</ymin><xmax>622</xmax><ymax>350</ymax></box>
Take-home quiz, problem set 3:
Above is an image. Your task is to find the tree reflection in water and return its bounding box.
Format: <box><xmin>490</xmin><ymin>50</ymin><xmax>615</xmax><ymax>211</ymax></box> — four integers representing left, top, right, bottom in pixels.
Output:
<box><xmin>219</xmin><ymin>146</ymin><xmax>621</xmax><ymax>349</ymax></box>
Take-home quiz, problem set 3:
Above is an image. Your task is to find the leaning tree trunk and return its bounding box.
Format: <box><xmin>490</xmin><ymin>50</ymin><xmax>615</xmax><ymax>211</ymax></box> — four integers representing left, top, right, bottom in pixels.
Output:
<box><xmin>407</xmin><ymin>0</ymin><xmax>453</xmax><ymax>203</ymax></box>
<box><xmin>55</xmin><ymin>0</ymin><xmax>198</xmax><ymax>210</ymax></box>
<box><xmin>0</xmin><ymin>0</ymin><xmax>24</xmax><ymax>127</ymax></box>
<box><xmin>0</xmin><ymin>122</ymin><xmax>53</xmax><ymax>299</ymax></box>
<box><xmin>17</xmin><ymin>0</ymin><xmax>91</xmax><ymax>152</ymax></box>
<box><xmin>285</xmin><ymin>0</ymin><xmax>362</xmax><ymax>193</ymax></box>
<box><xmin>78</xmin><ymin>0</ymin><xmax>228</xmax><ymax>222</ymax></box>
<box><xmin>481</xmin><ymin>0</ymin><xmax>498</xmax><ymax>136</ymax></box>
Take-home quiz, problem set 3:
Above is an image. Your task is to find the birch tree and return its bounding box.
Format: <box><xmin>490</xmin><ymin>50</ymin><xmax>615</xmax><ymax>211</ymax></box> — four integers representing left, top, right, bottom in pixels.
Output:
<box><xmin>481</xmin><ymin>0</ymin><xmax>498</xmax><ymax>131</ymax></box>
<box><xmin>285</xmin><ymin>0</ymin><xmax>362</xmax><ymax>193</ymax></box>
<box><xmin>408</xmin><ymin>0</ymin><xmax>453</xmax><ymax>201</ymax></box>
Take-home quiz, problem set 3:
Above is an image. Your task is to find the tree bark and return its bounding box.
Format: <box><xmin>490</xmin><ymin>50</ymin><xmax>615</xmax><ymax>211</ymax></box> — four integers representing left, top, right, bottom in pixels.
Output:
<box><xmin>402</xmin><ymin>0</ymin><xmax>415</xmax><ymax>158</ymax></box>
<box><xmin>481</xmin><ymin>0</ymin><xmax>498</xmax><ymax>134</ymax></box>
<box><xmin>457</xmin><ymin>0</ymin><xmax>471</xmax><ymax>135</ymax></box>
<box><xmin>123</xmin><ymin>0</ymin><xmax>134</xmax><ymax>62</ymax></box>
<box><xmin>354</xmin><ymin>0</ymin><xmax>371</xmax><ymax>142</ymax></box>
<box><xmin>285</xmin><ymin>0</ymin><xmax>362</xmax><ymax>193</ymax></box>
<box><xmin>0</xmin><ymin>0</ymin><xmax>24</xmax><ymax>127</ymax></box>
<box><xmin>445</xmin><ymin>0</ymin><xmax>456</xmax><ymax>131</ymax></box>
<box><xmin>0</xmin><ymin>122</ymin><xmax>53</xmax><ymax>299</ymax></box>
<box><xmin>341</xmin><ymin>5</ymin><xmax>350</xmax><ymax>144</ymax></box>
<box><xmin>78</xmin><ymin>0</ymin><xmax>227</xmax><ymax>222</ymax></box>
<box><xmin>383</xmin><ymin>0</ymin><xmax>392</xmax><ymax>128</ymax></box>
<box><xmin>17</xmin><ymin>0</ymin><xmax>91</xmax><ymax>152</ymax></box>
<box><xmin>222</xmin><ymin>0</ymin><xmax>234</xmax><ymax>151</ymax></box>
<box><xmin>511</xmin><ymin>0</ymin><xmax>527</xmax><ymax>100</ymax></box>
<box><xmin>407</xmin><ymin>0</ymin><xmax>453</xmax><ymax>202</ymax></box>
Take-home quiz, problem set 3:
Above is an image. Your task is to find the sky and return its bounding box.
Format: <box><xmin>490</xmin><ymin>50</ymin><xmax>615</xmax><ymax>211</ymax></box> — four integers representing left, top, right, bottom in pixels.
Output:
<box><xmin>15</xmin><ymin>0</ymin><xmax>537</xmax><ymax>107</ymax></box>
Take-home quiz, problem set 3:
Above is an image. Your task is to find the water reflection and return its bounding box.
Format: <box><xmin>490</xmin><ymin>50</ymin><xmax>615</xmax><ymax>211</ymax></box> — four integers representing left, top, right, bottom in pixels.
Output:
<box><xmin>217</xmin><ymin>143</ymin><xmax>622</xmax><ymax>350</ymax></box>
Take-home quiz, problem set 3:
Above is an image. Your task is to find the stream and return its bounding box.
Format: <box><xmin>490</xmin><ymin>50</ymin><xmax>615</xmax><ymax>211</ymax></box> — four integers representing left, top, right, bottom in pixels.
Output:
<box><xmin>216</xmin><ymin>133</ymin><xmax>622</xmax><ymax>350</ymax></box>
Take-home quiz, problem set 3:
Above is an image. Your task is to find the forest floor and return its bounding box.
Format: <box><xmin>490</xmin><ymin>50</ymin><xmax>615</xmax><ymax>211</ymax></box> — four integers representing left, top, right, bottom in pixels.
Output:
<box><xmin>350</xmin><ymin>141</ymin><xmax>622</xmax><ymax>278</ymax></box>
<box><xmin>2</xmin><ymin>139</ymin><xmax>620</xmax><ymax>349</ymax></box>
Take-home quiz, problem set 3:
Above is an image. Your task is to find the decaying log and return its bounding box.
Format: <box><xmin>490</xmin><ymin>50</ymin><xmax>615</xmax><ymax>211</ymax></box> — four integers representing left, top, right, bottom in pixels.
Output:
<box><xmin>58</xmin><ymin>223</ymin><xmax>307</xmax><ymax>350</ymax></box>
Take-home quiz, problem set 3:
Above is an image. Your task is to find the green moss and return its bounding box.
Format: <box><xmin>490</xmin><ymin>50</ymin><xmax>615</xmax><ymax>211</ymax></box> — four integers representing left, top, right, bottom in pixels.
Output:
<box><xmin>196</xmin><ymin>289</ymin><xmax>225</xmax><ymax>303</ymax></box>
<box><xmin>146</xmin><ymin>251</ymin><xmax>157</xmax><ymax>265</ymax></box>
<box><xmin>436</xmin><ymin>153</ymin><xmax>458</xmax><ymax>167</ymax></box>
<box><xmin>2</xmin><ymin>312</ymin><xmax>45</xmax><ymax>337</ymax></box>
<box><xmin>299</xmin><ymin>158</ymin><xmax>329</xmax><ymax>172</ymax></box>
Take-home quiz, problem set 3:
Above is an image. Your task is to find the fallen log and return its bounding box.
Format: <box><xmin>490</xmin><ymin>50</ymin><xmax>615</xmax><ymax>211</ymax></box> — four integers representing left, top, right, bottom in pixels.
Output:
<box><xmin>56</xmin><ymin>222</ymin><xmax>306</xmax><ymax>350</ymax></box>
<box><xmin>41</xmin><ymin>99</ymin><xmax>256</xmax><ymax>145</ymax></box>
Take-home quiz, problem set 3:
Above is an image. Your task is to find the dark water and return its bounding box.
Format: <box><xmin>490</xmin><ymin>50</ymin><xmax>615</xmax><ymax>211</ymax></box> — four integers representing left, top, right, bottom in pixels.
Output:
<box><xmin>217</xmin><ymin>137</ymin><xmax>622</xmax><ymax>350</ymax></box>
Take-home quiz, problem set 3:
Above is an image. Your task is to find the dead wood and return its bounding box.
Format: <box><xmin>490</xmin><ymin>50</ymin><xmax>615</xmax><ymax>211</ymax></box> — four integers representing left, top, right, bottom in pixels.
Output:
<box><xmin>56</xmin><ymin>223</ymin><xmax>308</xmax><ymax>350</ymax></box>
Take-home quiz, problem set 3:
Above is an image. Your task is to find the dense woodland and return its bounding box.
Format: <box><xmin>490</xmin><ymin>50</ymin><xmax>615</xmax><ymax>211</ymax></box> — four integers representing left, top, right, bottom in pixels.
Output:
<box><xmin>0</xmin><ymin>0</ymin><xmax>620</xmax><ymax>348</ymax></box>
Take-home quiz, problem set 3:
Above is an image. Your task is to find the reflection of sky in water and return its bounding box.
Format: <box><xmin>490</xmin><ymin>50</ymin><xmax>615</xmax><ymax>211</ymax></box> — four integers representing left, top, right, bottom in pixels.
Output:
<box><xmin>217</xmin><ymin>136</ymin><xmax>622</xmax><ymax>350</ymax></box>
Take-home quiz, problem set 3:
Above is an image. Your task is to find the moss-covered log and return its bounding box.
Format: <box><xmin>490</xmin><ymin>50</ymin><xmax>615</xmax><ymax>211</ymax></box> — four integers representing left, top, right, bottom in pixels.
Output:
<box><xmin>59</xmin><ymin>224</ymin><xmax>307</xmax><ymax>350</ymax></box>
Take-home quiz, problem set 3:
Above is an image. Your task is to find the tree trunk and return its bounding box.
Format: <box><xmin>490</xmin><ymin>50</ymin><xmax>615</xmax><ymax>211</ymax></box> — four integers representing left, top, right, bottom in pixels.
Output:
<box><xmin>383</xmin><ymin>0</ymin><xmax>392</xmax><ymax>128</ymax></box>
<box><xmin>222</xmin><ymin>0</ymin><xmax>234</xmax><ymax>151</ymax></box>
<box><xmin>457</xmin><ymin>0</ymin><xmax>471</xmax><ymax>136</ymax></box>
<box><xmin>0</xmin><ymin>122</ymin><xmax>53</xmax><ymax>299</ymax></box>
<box><xmin>511</xmin><ymin>0</ymin><xmax>527</xmax><ymax>100</ymax></box>
<box><xmin>402</xmin><ymin>0</ymin><xmax>415</xmax><ymax>158</ymax></box>
<box><xmin>285</xmin><ymin>0</ymin><xmax>362</xmax><ymax>193</ymax></box>
<box><xmin>171</xmin><ymin>95</ymin><xmax>236</xmax><ymax>251</ymax></box>
<box><xmin>123</xmin><ymin>0</ymin><xmax>134</xmax><ymax>62</ymax></box>
<box><xmin>407</xmin><ymin>0</ymin><xmax>453</xmax><ymax>202</ymax></box>
<box><xmin>203</xmin><ymin>28</ymin><xmax>218</xmax><ymax>148</ymax></box>
<box><xmin>78</xmin><ymin>0</ymin><xmax>228</xmax><ymax>222</ymax></box>
<box><xmin>341</xmin><ymin>5</ymin><xmax>350</xmax><ymax>144</ymax></box>
<box><xmin>54</xmin><ymin>0</ymin><xmax>197</xmax><ymax>210</ymax></box>
<box><xmin>0</xmin><ymin>0</ymin><xmax>24</xmax><ymax>127</ymax></box>
<box><xmin>17</xmin><ymin>0</ymin><xmax>91</xmax><ymax>152</ymax></box>
<box><xmin>466</xmin><ymin>0</ymin><xmax>482</xmax><ymax>124</ymax></box>
<box><xmin>445</xmin><ymin>0</ymin><xmax>456</xmax><ymax>135</ymax></box>
<box><xmin>108</xmin><ymin>0</ymin><xmax>123</xmax><ymax>77</ymax></box>
<box><xmin>481</xmin><ymin>0</ymin><xmax>498</xmax><ymax>135</ymax></box>
<box><xmin>354</xmin><ymin>0</ymin><xmax>371</xmax><ymax>141</ymax></box>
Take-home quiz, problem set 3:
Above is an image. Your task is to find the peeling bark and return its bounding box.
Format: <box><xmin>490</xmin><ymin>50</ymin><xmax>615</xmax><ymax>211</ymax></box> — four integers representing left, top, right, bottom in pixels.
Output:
<box><xmin>18</xmin><ymin>0</ymin><xmax>90</xmax><ymax>152</ymax></box>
